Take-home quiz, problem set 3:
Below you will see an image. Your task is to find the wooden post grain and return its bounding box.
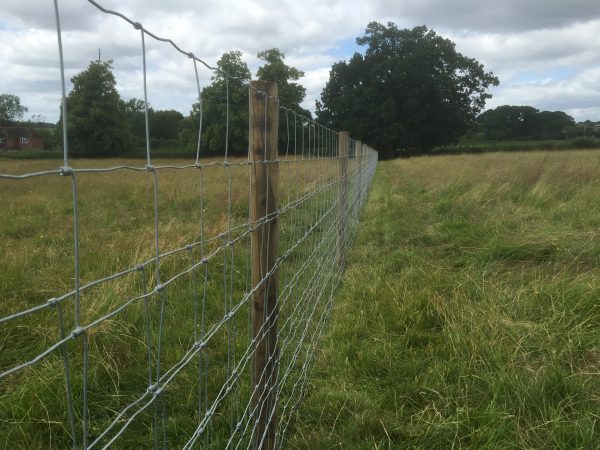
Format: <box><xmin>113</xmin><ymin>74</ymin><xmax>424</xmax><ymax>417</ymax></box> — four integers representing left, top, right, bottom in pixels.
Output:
<box><xmin>249</xmin><ymin>80</ymin><xmax>279</xmax><ymax>450</ymax></box>
<box><xmin>337</xmin><ymin>132</ymin><xmax>349</xmax><ymax>267</ymax></box>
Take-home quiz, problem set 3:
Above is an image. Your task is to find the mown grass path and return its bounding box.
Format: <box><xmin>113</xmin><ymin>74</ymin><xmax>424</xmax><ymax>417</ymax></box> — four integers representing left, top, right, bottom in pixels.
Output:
<box><xmin>289</xmin><ymin>150</ymin><xmax>600</xmax><ymax>449</ymax></box>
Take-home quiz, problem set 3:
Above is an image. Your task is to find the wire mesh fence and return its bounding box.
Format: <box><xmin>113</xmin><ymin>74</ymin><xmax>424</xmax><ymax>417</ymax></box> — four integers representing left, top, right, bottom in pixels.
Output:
<box><xmin>0</xmin><ymin>1</ymin><xmax>378</xmax><ymax>448</ymax></box>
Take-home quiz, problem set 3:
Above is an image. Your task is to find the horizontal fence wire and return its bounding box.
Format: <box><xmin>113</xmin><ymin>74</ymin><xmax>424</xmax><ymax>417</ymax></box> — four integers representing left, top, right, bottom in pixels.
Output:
<box><xmin>0</xmin><ymin>1</ymin><xmax>378</xmax><ymax>448</ymax></box>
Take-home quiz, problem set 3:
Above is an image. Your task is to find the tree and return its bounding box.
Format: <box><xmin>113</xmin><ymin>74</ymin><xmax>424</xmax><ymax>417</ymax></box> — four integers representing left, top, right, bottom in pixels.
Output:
<box><xmin>316</xmin><ymin>22</ymin><xmax>499</xmax><ymax>158</ymax></box>
<box><xmin>151</xmin><ymin>110</ymin><xmax>183</xmax><ymax>142</ymax></box>
<box><xmin>122</xmin><ymin>99</ymin><xmax>183</xmax><ymax>149</ymax></box>
<box><xmin>478</xmin><ymin>106</ymin><xmax>575</xmax><ymax>140</ymax></box>
<box><xmin>59</xmin><ymin>60</ymin><xmax>132</xmax><ymax>156</ymax></box>
<box><xmin>536</xmin><ymin>110</ymin><xmax>574</xmax><ymax>139</ymax></box>
<box><xmin>123</xmin><ymin>97</ymin><xmax>147</xmax><ymax>149</ymax></box>
<box><xmin>180</xmin><ymin>51</ymin><xmax>251</xmax><ymax>155</ymax></box>
<box><xmin>256</xmin><ymin>48</ymin><xmax>311</xmax><ymax>117</ymax></box>
<box><xmin>478</xmin><ymin>105</ymin><xmax>540</xmax><ymax>140</ymax></box>
<box><xmin>256</xmin><ymin>48</ymin><xmax>312</xmax><ymax>150</ymax></box>
<box><xmin>0</xmin><ymin>94</ymin><xmax>28</xmax><ymax>124</ymax></box>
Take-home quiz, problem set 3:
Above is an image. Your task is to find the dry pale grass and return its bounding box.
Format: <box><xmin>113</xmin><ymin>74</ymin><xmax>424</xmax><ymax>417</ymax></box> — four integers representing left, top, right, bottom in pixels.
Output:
<box><xmin>395</xmin><ymin>149</ymin><xmax>600</xmax><ymax>190</ymax></box>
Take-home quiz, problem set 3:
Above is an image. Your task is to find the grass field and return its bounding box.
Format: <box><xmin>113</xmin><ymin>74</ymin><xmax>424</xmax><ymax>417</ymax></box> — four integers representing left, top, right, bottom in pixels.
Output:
<box><xmin>1</xmin><ymin>149</ymin><xmax>599</xmax><ymax>448</ymax></box>
<box><xmin>0</xmin><ymin>154</ymin><xmax>361</xmax><ymax>449</ymax></box>
<box><xmin>288</xmin><ymin>149</ymin><xmax>600</xmax><ymax>448</ymax></box>
<box><xmin>0</xmin><ymin>157</ymin><xmax>257</xmax><ymax>448</ymax></box>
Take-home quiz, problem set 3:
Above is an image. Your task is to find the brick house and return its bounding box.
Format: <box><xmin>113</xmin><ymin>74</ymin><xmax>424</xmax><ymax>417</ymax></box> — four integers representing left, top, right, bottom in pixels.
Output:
<box><xmin>0</xmin><ymin>127</ymin><xmax>44</xmax><ymax>151</ymax></box>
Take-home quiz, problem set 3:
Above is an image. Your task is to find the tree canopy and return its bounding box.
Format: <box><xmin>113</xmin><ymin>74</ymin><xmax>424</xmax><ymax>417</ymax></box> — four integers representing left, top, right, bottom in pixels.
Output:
<box><xmin>60</xmin><ymin>60</ymin><xmax>131</xmax><ymax>156</ymax></box>
<box><xmin>180</xmin><ymin>50</ymin><xmax>251</xmax><ymax>155</ymax></box>
<box><xmin>316</xmin><ymin>22</ymin><xmax>499</xmax><ymax>158</ymax></box>
<box><xmin>256</xmin><ymin>48</ymin><xmax>310</xmax><ymax>117</ymax></box>
<box><xmin>180</xmin><ymin>48</ymin><xmax>309</xmax><ymax>156</ymax></box>
<box><xmin>478</xmin><ymin>106</ymin><xmax>575</xmax><ymax>140</ymax></box>
<box><xmin>0</xmin><ymin>94</ymin><xmax>28</xmax><ymax>124</ymax></box>
<box><xmin>124</xmin><ymin>98</ymin><xmax>184</xmax><ymax>149</ymax></box>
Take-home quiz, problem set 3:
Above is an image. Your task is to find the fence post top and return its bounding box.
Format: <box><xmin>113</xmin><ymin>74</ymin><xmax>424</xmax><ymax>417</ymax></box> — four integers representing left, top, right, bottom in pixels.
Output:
<box><xmin>250</xmin><ymin>79</ymin><xmax>278</xmax><ymax>95</ymax></box>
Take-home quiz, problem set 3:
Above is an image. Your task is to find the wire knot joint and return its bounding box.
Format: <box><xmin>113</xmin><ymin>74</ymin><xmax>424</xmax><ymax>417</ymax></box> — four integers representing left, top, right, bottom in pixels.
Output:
<box><xmin>147</xmin><ymin>383</ymin><xmax>162</xmax><ymax>396</ymax></box>
<box><xmin>60</xmin><ymin>166</ymin><xmax>74</xmax><ymax>176</ymax></box>
<box><xmin>71</xmin><ymin>327</ymin><xmax>85</xmax><ymax>338</ymax></box>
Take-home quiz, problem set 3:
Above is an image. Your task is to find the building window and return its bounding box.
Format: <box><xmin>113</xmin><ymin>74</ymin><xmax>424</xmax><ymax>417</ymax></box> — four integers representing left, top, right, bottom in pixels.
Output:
<box><xmin>19</xmin><ymin>137</ymin><xmax>29</xmax><ymax>144</ymax></box>
<box><xmin>0</xmin><ymin>137</ymin><xmax>5</xmax><ymax>144</ymax></box>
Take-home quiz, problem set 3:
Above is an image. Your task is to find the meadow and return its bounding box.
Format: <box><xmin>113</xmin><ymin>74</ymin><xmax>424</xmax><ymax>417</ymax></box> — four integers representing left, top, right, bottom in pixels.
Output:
<box><xmin>290</xmin><ymin>149</ymin><xmax>600</xmax><ymax>448</ymax></box>
<box><xmin>1</xmin><ymin>149</ymin><xmax>599</xmax><ymax>449</ymax></box>
<box><xmin>0</xmin><ymin>154</ymin><xmax>361</xmax><ymax>449</ymax></box>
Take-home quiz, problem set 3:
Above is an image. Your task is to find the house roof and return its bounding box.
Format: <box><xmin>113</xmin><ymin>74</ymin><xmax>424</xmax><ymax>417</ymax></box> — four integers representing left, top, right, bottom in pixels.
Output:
<box><xmin>0</xmin><ymin>127</ymin><xmax>42</xmax><ymax>139</ymax></box>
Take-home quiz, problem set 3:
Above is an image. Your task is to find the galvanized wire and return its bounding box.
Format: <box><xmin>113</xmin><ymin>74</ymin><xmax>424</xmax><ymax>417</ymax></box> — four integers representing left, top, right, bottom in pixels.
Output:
<box><xmin>0</xmin><ymin>1</ymin><xmax>378</xmax><ymax>448</ymax></box>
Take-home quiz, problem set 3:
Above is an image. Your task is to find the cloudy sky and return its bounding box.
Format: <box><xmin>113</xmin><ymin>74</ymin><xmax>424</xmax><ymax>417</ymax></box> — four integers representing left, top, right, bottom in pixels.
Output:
<box><xmin>2</xmin><ymin>0</ymin><xmax>600</xmax><ymax>123</ymax></box>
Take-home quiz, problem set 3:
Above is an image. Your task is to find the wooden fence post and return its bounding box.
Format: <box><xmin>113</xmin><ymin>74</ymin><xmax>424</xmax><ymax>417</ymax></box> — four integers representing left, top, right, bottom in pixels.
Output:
<box><xmin>249</xmin><ymin>80</ymin><xmax>279</xmax><ymax>450</ymax></box>
<box><xmin>337</xmin><ymin>132</ymin><xmax>349</xmax><ymax>267</ymax></box>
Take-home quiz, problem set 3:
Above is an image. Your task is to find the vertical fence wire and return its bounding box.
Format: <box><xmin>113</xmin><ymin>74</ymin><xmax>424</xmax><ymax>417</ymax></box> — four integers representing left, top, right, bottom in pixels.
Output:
<box><xmin>0</xmin><ymin>1</ymin><xmax>378</xmax><ymax>448</ymax></box>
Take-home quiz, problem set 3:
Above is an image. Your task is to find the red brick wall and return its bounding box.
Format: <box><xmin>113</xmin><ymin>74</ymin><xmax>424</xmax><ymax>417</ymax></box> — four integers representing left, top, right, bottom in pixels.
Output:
<box><xmin>20</xmin><ymin>137</ymin><xmax>44</xmax><ymax>150</ymax></box>
<box><xmin>0</xmin><ymin>130</ymin><xmax>44</xmax><ymax>151</ymax></box>
<box><xmin>4</xmin><ymin>138</ymin><xmax>18</xmax><ymax>150</ymax></box>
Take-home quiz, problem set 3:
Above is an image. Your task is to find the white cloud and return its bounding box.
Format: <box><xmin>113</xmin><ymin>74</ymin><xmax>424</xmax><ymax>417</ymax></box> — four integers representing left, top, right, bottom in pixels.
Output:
<box><xmin>1</xmin><ymin>0</ymin><xmax>600</xmax><ymax>123</ymax></box>
<box><xmin>451</xmin><ymin>20</ymin><xmax>600</xmax><ymax>78</ymax></box>
<box><xmin>301</xmin><ymin>67</ymin><xmax>332</xmax><ymax>111</ymax></box>
<box><xmin>368</xmin><ymin>0</ymin><xmax>600</xmax><ymax>33</ymax></box>
<box><xmin>488</xmin><ymin>67</ymin><xmax>600</xmax><ymax>112</ymax></box>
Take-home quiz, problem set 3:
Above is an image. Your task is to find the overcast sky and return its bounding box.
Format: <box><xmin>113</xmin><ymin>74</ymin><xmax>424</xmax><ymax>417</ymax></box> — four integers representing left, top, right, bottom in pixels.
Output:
<box><xmin>2</xmin><ymin>0</ymin><xmax>600</xmax><ymax>123</ymax></box>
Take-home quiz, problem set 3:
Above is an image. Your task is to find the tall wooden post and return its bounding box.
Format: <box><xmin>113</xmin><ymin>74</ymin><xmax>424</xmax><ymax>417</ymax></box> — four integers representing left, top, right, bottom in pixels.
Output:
<box><xmin>249</xmin><ymin>80</ymin><xmax>279</xmax><ymax>450</ymax></box>
<box><xmin>337</xmin><ymin>132</ymin><xmax>349</xmax><ymax>267</ymax></box>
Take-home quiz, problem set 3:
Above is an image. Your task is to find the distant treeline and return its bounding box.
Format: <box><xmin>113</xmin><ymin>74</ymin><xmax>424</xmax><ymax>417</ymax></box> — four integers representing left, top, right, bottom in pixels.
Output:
<box><xmin>474</xmin><ymin>105</ymin><xmax>600</xmax><ymax>142</ymax></box>
<box><xmin>1</xmin><ymin>46</ymin><xmax>310</xmax><ymax>158</ymax></box>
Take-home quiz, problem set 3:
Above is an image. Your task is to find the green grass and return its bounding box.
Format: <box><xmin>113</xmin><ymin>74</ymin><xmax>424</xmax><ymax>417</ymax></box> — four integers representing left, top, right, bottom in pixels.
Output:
<box><xmin>0</xmin><ymin>155</ymin><xmax>345</xmax><ymax>449</ymax></box>
<box><xmin>2</xmin><ymin>150</ymin><xmax>600</xmax><ymax>449</ymax></box>
<box><xmin>0</xmin><ymin>158</ymin><xmax>254</xmax><ymax>448</ymax></box>
<box><xmin>286</xmin><ymin>150</ymin><xmax>600</xmax><ymax>449</ymax></box>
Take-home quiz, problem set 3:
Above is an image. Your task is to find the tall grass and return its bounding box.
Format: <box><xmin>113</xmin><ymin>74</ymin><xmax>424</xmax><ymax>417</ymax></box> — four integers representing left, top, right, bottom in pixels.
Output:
<box><xmin>0</xmin><ymin>155</ymin><xmax>346</xmax><ymax>449</ymax></box>
<box><xmin>287</xmin><ymin>150</ymin><xmax>600</xmax><ymax>449</ymax></box>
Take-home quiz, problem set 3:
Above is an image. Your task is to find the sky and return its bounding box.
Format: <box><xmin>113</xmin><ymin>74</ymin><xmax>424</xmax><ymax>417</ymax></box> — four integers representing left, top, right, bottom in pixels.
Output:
<box><xmin>2</xmin><ymin>0</ymin><xmax>600</xmax><ymax>123</ymax></box>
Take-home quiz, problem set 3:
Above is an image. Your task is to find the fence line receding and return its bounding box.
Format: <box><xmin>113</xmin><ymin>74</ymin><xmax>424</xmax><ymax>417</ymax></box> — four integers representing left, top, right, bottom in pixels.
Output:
<box><xmin>0</xmin><ymin>1</ymin><xmax>378</xmax><ymax>448</ymax></box>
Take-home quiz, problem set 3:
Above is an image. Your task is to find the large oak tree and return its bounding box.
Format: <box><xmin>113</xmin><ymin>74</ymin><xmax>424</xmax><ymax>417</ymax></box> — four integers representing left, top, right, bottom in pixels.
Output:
<box><xmin>317</xmin><ymin>22</ymin><xmax>499</xmax><ymax>158</ymax></box>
